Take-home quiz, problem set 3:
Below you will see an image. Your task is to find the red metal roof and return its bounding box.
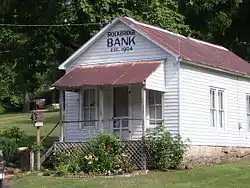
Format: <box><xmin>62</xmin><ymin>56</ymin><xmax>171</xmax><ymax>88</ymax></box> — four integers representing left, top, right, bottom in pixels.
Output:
<box><xmin>53</xmin><ymin>62</ymin><xmax>160</xmax><ymax>91</ymax></box>
<box><xmin>121</xmin><ymin>17</ymin><xmax>250</xmax><ymax>76</ymax></box>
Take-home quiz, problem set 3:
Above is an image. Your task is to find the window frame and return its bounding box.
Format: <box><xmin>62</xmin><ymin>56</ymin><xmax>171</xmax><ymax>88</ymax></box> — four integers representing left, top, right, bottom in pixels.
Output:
<box><xmin>210</xmin><ymin>88</ymin><xmax>216</xmax><ymax>127</ymax></box>
<box><xmin>246</xmin><ymin>94</ymin><xmax>250</xmax><ymax>131</ymax></box>
<box><xmin>209</xmin><ymin>87</ymin><xmax>225</xmax><ymax>129</ymax></box>
<box><xmin>147</xmin><ymin>90</ymin><xmax>164</xmax><ymax>127</ymax></box>
<box><xmin>79</xmin><ymin>87</ymin><xmax>98</xmax><ymax>129</ymax></box>
<box><xmin>218</xmin><ymin>90</ymin><xmax>225</xmax><ymax>128</ymax></box>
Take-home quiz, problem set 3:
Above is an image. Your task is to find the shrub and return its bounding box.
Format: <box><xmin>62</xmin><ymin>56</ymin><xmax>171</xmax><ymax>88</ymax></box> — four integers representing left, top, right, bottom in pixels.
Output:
<box><xmin>53</xmin><ymin>132</ymin><xmax>134</xmax><ymax>176</ymax></box>
<box><xmin>0</xmin><ymin>137</ymin><xmax>19</xmax><ymax>165</ymax></box>
<box><xmin>88</xmin><ymin>132</ymin><xmax>122</xmax><ymax>156</ymax></box>
<box><xmin>87</xmin><ymin>132</ymin><xmax>122</xmax><ymax>174</ymax></box>
<box><xmin>143</xmin><ymin>125</ymin><xmax>189</xmax><ymax>170</ymax></box>
<box><xmin>55</xmin><ymin>163</ymin><xmax>70</xmax><ymax>176</ymax></box>
<box><xmin>2</xmin><ymin>126</ymin><xmax>27</xmax><ymax>146</ymax></box>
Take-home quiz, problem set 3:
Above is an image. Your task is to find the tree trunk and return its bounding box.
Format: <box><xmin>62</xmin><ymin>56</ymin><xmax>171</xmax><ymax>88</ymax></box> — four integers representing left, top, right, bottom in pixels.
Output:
<box><xmin>23</xmin><ymin>91</ymin><xmax>30</xmax><ymax>112</ymax></box>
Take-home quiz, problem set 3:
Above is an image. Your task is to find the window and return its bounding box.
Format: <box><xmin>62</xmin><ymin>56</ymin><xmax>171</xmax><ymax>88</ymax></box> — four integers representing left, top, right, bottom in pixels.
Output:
<box><xmin>81</xmin><ymin>88</ymin><xmax>97</xmax><ymax>128</ymax></box>
<box><xmin>218</xmin><ymin>90</ymin><xmax>224</xmax><ymax>128</ymax></box>
<box><xmin>209</xmin><ymin>88</ymin><xmax>225</xmax><ymax>128</ymax></box>
<box><xmin>210</xmin><ymin>89</ymin><xmax>216</xmax><ymax>127</ymax></box>
<box><xmin>246</xmin><ymin>95</ymin><xmax>250</xmax><ymax>130</ymax></box>
<box><xmin>148</xmin><ymin>90</ymin><xmax>163</xmax><ymax>125</ymax></box>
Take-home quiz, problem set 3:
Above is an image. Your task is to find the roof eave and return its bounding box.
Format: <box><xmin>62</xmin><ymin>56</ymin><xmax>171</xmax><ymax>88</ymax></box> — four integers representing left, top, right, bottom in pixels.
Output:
<box><xmin>58</xmin><ymin>16</ymin><xmax>181</xmax><ymax>70</ymax></box>
<box><xmin>181</xmin><ymin>59</ymin><xmax>250</xmax><ymax>79</ymax></box>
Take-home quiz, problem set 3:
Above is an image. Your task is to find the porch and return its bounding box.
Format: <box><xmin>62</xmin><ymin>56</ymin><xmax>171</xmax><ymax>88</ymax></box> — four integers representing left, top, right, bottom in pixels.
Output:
<box><xmin>54</xmin><ymin>61</ymin><xmax>165</xmax><ymax>141</ymax></box>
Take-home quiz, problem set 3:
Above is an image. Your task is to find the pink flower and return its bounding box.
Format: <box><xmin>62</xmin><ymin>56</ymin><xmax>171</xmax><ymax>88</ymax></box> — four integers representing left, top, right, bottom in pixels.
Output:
<box><xmin>107</xmin><ymin>147</ymin><xmax>113</xmax><ymax>151</ymax></box>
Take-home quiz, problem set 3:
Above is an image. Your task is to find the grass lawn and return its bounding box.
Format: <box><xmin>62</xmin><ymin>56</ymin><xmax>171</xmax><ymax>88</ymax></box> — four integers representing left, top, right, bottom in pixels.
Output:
<box><xmin>0</xmin><ymin>111</ymin><xmax>60</xmax><ymax>148</ymax></box>
<box><xmin>11</xmin><ymin>158</ymin><xmax>250</xmax><ymax>188</ymax></box>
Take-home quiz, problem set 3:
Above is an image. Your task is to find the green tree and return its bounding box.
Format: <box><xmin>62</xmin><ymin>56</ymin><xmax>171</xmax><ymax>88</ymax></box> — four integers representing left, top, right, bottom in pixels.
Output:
<box><xmin>0</xmin><ymin>0</ymin><xmax>190</xmax><ymax>112</ymax></box>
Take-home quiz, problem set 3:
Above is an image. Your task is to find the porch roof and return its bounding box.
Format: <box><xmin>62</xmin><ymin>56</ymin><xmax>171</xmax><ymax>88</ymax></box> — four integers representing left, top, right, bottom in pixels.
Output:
<box><xmin>53</xmin><ymin>61</ymin><xmax>160</xmax><ymax>91</ymax></box>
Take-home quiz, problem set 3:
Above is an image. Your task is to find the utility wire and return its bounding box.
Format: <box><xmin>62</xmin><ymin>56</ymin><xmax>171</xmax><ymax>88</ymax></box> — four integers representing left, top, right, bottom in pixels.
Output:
<box><xmin>0</xmin><ymin>22</ymin><xmax>106</xmax><ymax>27</ymax></box>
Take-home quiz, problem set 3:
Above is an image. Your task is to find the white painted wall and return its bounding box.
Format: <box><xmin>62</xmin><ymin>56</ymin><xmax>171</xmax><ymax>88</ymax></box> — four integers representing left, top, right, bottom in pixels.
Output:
<box><xmin>67</xmin><ymin>22</ymin><xmax>169</xmax><ymax>70</ymax></box>
<box><xmin>63</xmin><ymin>20</ymin><xmax>180</xmax><ymax>141</ymax></box>
<box><xmin>146</xmin><ymin>62</ymin><xmax>165</xmax><ymax>92</ymax></box>
<box><xmin>179</xmin><ymin>63</ymin><xmax>250</xmax><ymax>147</ymax></box>
<box><xmin>164</xmin><ymin>57</ymin><xmax>180</xmax><ymax>136</ymax></box>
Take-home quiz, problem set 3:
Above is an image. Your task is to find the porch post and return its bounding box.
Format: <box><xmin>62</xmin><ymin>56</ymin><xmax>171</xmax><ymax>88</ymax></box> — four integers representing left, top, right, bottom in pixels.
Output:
<box><xmin>59</xmin><ymin>90</ymin><xmax>64</xmax><ymax>142</ymax></box>
<box><xmin>99</xmin><ymin>86</ymin><xmax>104</xmax><ymax>131</ymax></box>
<box><xmin>141</xmin><ymin>85</ymin><xmax>147</xmax><ymax>136</ymax></box>
<box><xmin>141</xmin><ymin>84</ymin><xmax>147</xmax><ymax>170</ymax></box>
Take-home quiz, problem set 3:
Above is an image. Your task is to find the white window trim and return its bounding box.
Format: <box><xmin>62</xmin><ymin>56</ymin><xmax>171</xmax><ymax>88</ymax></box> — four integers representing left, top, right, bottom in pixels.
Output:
<box><xmin>210</xmin><ymin>88</ymin><xmax>216</xmax><ymax>127</ymax></box>
<box><xmin>246</xmin><ymin>94</ymin><xmax>250</xmax><ymax>131</ymax></box>
<box><xmin>218</xmin><ymin>90</ymin><xmax>225</xmax><ymax>129</ymax></box>
<box><xmin>79</xmin><ymin>87</ymin><xmax>98</xmax><ymax>130</ymax></box>
<box><xmin>209</xmin><ymin>87</ymin><xmax>226</xmax><ymax>129</ymax></box>
<box><xmin>146</xmin><ymin>90</ymin><xmax>164</xmax><ymax>129</ymax></box>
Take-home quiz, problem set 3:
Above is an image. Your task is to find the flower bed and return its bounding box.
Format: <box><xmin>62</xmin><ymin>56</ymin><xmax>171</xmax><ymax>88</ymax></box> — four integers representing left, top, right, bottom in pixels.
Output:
<box><xmin>49</xmin><ymin>132</ymin><xmax>135</xmax><ymax>176</ymax></box>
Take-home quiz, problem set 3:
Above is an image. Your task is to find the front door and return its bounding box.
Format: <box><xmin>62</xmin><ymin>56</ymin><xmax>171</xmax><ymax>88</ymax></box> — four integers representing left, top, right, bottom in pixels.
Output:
<box><xmin>113</xmin><ymin>86</ymin><xmax>130</xmax><ymax>139</ymax></box>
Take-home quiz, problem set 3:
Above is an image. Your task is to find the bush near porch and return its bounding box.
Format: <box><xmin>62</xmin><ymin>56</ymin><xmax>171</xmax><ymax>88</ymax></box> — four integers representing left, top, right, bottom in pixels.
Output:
<box><xmin>46</xmin><ymin>125</ymin><xmax>188</xmax><ymax>176</ymax></box>
<box><xmin>52</xmin><ymin>132</ymin><xmax>135</xmax><ymax>176</ymax></box>
<box><xmin>143</xmin><ymin>125</ymin><xmax>189</xmax><ymax>170</ymax></box>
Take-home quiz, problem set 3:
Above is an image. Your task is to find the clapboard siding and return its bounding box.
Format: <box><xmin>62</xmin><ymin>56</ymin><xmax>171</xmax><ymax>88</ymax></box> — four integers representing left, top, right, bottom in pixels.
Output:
<box><xmin>64</xmin><ymin>91</ymin><xmax>84</xmax><ymax>142</ymax></box>
<box><xmin>179</xmin><ymin>64</ymin><xmax>250</xmax><ymax>147</ymax></box>
<box><xmin>146</xmin><ymin>62</ymin><xmax>165</xmax><ymax>92</ymax></box>
<box><xmin>164</xmin><ymin>57</ymin><xmax>179</xmax><ymax>135</ymax></box>
<box><xmin>67</xmin><ymin>22</ymin><xmax>169</xmax><ymax>70</ymax></box>
<box><xmin>130</xmin><ymin>84</ymin><xmax>143</xmax><ymax>140</ymax></box>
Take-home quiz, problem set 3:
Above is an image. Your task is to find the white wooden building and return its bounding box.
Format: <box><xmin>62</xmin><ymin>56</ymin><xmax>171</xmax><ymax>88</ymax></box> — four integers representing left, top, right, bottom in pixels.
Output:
<box><xmin>54</xmin><ymin>16</ymin><xmax>250</xmax><ymax>150</ymax></box>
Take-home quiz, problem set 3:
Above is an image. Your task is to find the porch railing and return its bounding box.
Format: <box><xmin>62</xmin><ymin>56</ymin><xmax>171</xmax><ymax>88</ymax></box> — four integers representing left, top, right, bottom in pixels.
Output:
<box><xmin>63</xmin><ymin>117</ymin><xmax>143</xmax><ymax>140</ymax></box>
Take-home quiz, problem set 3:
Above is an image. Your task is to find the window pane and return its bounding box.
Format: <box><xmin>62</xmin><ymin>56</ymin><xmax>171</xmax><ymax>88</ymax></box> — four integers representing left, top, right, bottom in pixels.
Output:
<box><xmin>219</xmin><ymin>111</ymin><xmax>224</xmax><ymax>128</ymax></box>
<box><xmin>148</xmin><ymin>90</ymin><xmax>154</xmax><ymax>105</ymax></box>
<box><xmin>210</xmin><ymin>110</ymin><xmax>215</xmax><ymax>127</ymax></box>
<box><xmin>84</xmin><ymin>90</ymin><xmax>90</xmax><ymax>107</ymax></box>
<box><xmin>156</xmin><ymin>106</ymin><xmax>162</xmax><ymax>119</ymax></box>
<box><xmin>218</xmin><ymin>91</ymin><xmax>223</xmax><ymax>110</ymax></box>
<box><xmin>155</xmin><ymin>92</ymin><xmax>162</xmax><ymax>104</ymax></box>
<box><xmin>89</xmin><ymin>89</ymin><xmax>96</xmax><ymax>107</ymax></box>
<box><xmin>90</xmin><ymin>108</ymin><xmax>95</xmax><ymax>120</ymax></box>
<box><xmin>210</xmin><ymin>89</ymin><xmax>215</xmax><ymax>108</ymax></box>
<box><xmin>84</xmin><ymin>109</ymin><xmax>89</xmax><ymax>120</ymax></box>
<box><xmin>149</xmin><ymin>106</ymin><xmax>155</xmax><ymax>119</ymax></box>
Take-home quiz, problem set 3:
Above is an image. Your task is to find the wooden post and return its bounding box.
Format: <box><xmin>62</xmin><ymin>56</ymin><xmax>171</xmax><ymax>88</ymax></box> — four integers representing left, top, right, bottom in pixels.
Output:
<box><xmin>141</xmin><ymin>84</ymin><xmax>147</xmax><ymax>170</ymax></box>
<box><xmin>29</xmin><ymin>150</ymin><xmax>34</xmax><ymax>171</ymax></box>
<box><xmin>59</xmin><ymin>90</ymin><xmax>64</xmax><ymax>142</ymax></box>
<box><xmin>141</xmin><ymin>85</ymin><xmax>147</xmax><ymax>136</ymax></box>
<box><xmin>36</xmin><ymin>126</ymin><xmax>41</xmax><ymax>171</ymax></box>
<box><xmin>99</xmin><ymin>86</ymin><xmax>104</xmax><ymax>131</ymax></box>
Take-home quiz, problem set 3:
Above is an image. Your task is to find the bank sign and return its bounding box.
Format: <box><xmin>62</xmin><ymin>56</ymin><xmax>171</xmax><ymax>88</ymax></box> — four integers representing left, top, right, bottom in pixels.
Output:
<box><xmin>106</xmin><ymin>29</ymin><xmax>136</xmax><ymax>53</ymax></box>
